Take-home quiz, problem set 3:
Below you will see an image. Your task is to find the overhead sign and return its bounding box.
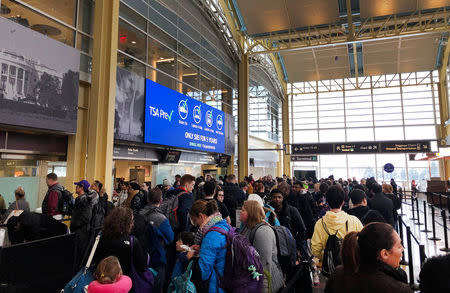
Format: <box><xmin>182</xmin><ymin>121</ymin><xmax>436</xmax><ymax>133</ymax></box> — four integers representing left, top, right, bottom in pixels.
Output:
<box><xmin>380</xmin><ymin>141</ymin><xmax>430</xmax><ymax>153</ymax></box>
<box><xmin>292</xmin><ymin>140</ymin><xmax>434</xmax><ymax>155</ymax></box>
<box><xmin>292</xmin><ymin>144</ymin><xmax>333</xmax><ymax>154</ymax></box>
<box><xmin>144</xmin><ymin>79</ymin><xmax>225</xmax><ymax>153</ymax></box>
<box><xmin>335</xmin><ymin>142</ymin><xmax>378</xmax><ymax>153</ymax></box>
<box><xmin>291</xmin><ymin>155</ymin><xmax>318</xmax><ymax>162</ymax></box>
<box><xmin>384</xmin><ymin>163</ymin><xmax>395</xmax><ymax>173</ymax></box>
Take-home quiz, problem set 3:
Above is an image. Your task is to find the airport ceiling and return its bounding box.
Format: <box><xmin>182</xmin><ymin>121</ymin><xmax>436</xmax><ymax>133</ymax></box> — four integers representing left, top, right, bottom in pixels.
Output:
<box><xmin>234</xmin><ymin>0</ymin><xmax>450</xmax><ymax>82</ymax></box>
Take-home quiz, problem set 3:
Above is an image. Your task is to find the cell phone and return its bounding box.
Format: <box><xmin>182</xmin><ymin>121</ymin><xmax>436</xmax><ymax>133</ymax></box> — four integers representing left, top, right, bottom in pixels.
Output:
<box><xmin>180</xmin><ymin>244</ymin><xmax>194</xmax><ymax>252</ymax></box>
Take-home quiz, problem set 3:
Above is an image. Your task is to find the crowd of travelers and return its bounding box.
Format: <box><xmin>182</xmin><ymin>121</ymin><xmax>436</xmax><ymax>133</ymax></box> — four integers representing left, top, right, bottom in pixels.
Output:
<box><xmin>1</xmin><ymin>172</ymin><xmax>450</xmax><ymax>292</ymax></box>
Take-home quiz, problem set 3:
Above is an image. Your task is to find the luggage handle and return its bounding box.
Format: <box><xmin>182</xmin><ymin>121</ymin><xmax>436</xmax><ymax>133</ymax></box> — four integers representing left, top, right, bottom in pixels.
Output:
<box><xmin>85</xmin><ymin>234</ymin><xmax>101</xmax><ymax>270</ymax></box>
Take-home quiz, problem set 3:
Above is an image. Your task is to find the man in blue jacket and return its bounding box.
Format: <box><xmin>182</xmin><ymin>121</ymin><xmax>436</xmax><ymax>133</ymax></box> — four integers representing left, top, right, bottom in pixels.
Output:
<box><xmin>140</xmin><ymin>187</ymin><xmax>174</xmax><ymax>292</ymax></box>
<box><xmin>164</xmin><ymin>174</ymin><xmax>195</xmax><ymax>233</ymax></box>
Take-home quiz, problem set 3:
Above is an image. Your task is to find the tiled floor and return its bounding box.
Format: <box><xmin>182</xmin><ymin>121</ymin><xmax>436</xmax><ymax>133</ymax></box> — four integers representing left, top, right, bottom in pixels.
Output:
<box><xmin>311</xmin><ymin>193</ymin><xmax>450</xmax><ymax>293</ymax></box>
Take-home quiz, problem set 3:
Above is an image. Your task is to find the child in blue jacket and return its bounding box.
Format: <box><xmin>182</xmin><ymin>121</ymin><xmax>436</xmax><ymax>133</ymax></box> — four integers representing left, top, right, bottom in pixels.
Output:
<box><xmin>171</xmin><ymin>231</ymin><xmax>195</xmax><ymax>280</ymax></box>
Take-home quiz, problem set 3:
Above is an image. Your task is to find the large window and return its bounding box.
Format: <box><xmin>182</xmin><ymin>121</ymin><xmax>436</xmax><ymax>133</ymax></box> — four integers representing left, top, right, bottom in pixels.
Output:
<box><xmin>117</xmin><ymin>0</ymin><xmax>238</xmax><ymax>112</ymax></box>
<box><xmin>1</xmin><ymin>0</ymin><xmax>94</xmax><ymax>74</ymax></box>
<box><xmin>289</xmin><ymin>71</ymin><xmax>441</xmax><ymax>187</ymax></box>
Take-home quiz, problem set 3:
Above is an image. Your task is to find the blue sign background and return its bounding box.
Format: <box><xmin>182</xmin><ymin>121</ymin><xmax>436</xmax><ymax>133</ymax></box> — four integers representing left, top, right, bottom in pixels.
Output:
<box><xmin>144</xmin><ymin>79</ymin><xmax>225</xmax><ymax>153</ymax></box>
<box><xmin>384</xmin><ymin>163</ymin><xmax>395</xmax><ymax>173</ymax></box>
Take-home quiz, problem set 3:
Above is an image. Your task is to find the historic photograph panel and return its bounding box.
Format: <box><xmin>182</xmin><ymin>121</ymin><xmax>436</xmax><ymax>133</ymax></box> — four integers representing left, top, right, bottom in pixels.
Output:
<box><xmin>0</xmin><ymin>17</ymin><xmax>80</xmax><ymax>133</ymax></box>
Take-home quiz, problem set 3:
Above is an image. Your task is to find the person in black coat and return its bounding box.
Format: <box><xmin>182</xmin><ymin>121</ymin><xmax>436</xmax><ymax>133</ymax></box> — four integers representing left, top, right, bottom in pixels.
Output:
<box><xmin>222</xmin><ymin>174</ymin><xmax>243</xmax><ymax>226</ymax></box>
<box><xmin>347</xmin><ymin>189</ymin><xmax>386</xmax><ymax>225</ymax></box>
<box><xmin>293</xmin><ymin>180</ymin><xmax>319</xmax><ymax>220</ymax></box>
<box><xmin>279</xmin><ymin>182</ymin><xmax>315</xmax><ymax>239</ymax></box>
<box><xmin>270</xmin><ymin>188</ymin><xmax>307</xmax><ymax>249</ymax></box>
<box><xmin>368</xmin><ymin>183</ymin><xmax>395</xmax><ymax>226</ymax></box>
<box><xmin>93</xmin><ymin>206</ymin><xmax>148</xmax><ymax>278</ymax></box>
<box><xmin>382</xmin><ymin>183</ymin><xmax>402</xmax><ymax>226</ymax></box>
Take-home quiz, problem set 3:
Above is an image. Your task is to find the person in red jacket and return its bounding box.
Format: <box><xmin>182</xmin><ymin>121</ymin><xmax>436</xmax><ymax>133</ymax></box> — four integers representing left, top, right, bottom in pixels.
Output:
<box><xmin>42</xmin><ymin>173</ymin><xmax>63</xmax><ymax>216</ymax></box>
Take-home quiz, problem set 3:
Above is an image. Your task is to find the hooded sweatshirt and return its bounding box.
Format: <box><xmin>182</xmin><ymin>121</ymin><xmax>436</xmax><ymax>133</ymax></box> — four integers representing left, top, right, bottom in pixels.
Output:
<box><xmin>311</xmin><ymin>210</ymin><xmax>363</xmax><ymax>260</ymax></box>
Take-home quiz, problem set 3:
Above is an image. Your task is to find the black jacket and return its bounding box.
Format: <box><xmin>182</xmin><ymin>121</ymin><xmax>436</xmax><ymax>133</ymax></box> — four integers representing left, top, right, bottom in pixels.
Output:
<box><xmin>94</xmin><ymin>235</ymin><xmax>148</xmax><ymax>276</ymax></box>
<box><xmin>368</xmin><ymin>192</ymin><xmax>395</xmax><ymax>226</ymax></box>
<box><xmin>222</xmin><ymin>182</ymin><xmax>242</xmax><ymax>226</ymax></box>
<box><xmin>276</xmin><ymin>201</ymin><xmax>307</xmax><ymax>248</ymax></box>
<box><xmin>70</xmin><ymin>193</ymin><xmax>92</xmax><ymax>232</ymax></box>
<box><xmin>286</xmin><ymin>189</ymin><xmax>315</xmax><ymax>239</ymax></box>
<box><xmin>325</xmin><ymin>263</ymin><xmax>412</xmax><ymax>293</ymax></box>
<box><xmin>347</xmin><ymin>206</ymin><xmax>386</xmax><ymax>225</ymax></box>
<box><xmin>384</xmin><ymin>192</ymin><xmax>401</xmax><ymax>221</ymax></box>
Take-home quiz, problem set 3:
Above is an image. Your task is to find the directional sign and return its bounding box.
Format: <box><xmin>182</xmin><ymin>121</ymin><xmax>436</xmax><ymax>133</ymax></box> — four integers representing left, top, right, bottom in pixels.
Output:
<box><xmin>380</xmin><ymin>141</ymin><xmax>431</xmax><ymax>153</ymax></box>
<box><xmin>291</xmin><ymin>140</ymin><xmax>435</xmax><ymax>155</ymax></box>
<box><xmin>334</xmin><ymin>142</ymin><xmax>379</xmax><ymax>153</ymax></box>
<box><xmin>291</xmin><ymin>155</ymin><xmax>318</xmax><ymax>162</ymax></box>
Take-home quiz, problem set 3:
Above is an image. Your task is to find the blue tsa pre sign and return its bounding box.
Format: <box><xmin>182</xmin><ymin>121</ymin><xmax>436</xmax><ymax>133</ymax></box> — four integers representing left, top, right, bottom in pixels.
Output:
<box><xmin>384</xmin><ymin>163</ymin><xmax>395</xmax><ymax>173</ymax></box>
<box><xmin>144</xmin><ymin>79</ymin><xmax>225</xmax><ymax>153</ymax></box>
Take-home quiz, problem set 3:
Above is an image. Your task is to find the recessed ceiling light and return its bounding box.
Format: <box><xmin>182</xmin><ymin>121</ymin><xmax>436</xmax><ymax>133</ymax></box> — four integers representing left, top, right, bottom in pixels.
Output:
<box><xmin>131</xmin><ymin>41</ymin><xmax>136</xmax><ymax>44</ymax></box>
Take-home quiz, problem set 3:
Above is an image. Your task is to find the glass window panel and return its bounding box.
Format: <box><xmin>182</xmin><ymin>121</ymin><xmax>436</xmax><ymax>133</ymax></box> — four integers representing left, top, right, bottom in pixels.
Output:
<box><xmin>4</xmin><ymin>0</ymin><xmax>75</xmax><ymax>46</ymax></box>
<box><xmin>346</xmin><ymin>128</ymin><xmax>374</xmax><ymax>141</ymax></box>
<box><xmin>347</xmin><ymin>121</ymin><xmax>374</xmax><ymax>127</ymax></box>
<box><xmin>76</xmin><ymin>33</ymin><xmax>93</xmax><ymax>55</ymax></box>
<box><xmin>350</xmin><ymin>167</ymin><xmax>376</xmax><ymax>181</ymax></box>
<box><xmin>320</xmin><ymin>155</ymin><xmax>347</xmax><ymax>167</ymax></box>
<box><xmin>320</xmin><ymin>167</ymin><xmax>347</xmax><ymax>179</ymax></box>
<box><xmin>21</xmin><ymin>0</ymin><xmax>77</xmax><ymax>26</ymax></box>
<box><xmin>118</xmin><ymin>20</ymin><xmax>146</xmax><ymax>62</ymax></box>
<box><xmin>293</xmin><ymin>130</ymin><xmax>318</xmax><ymax>143</ymax></box>
<box><xmin>119</xmin><ymin>2</ymin><xmax>147</xmax><ymax>31</ymax></box>
<box><xmin>348</xmin><ymin>154</ymin><xmax>376</xmax><ymax>168</ymax></box>
<box><xmin>404</xmin><ymin>126</ymin><xmax>437</xmax><ymax>140</ymax></box>
<box><xmin>375</xmin><ymin>127</ymin><xmax>404</xmax><ymax>140</ymax></box>
<box><xmin>178</xmin><ymin>57</ymin><xmax>199</xmax><ymax>89</ymax></box>
<box><xmin>78</xmin><ymin>0</ymin><xmax>94</xmax><ymax>34</ymax></box>
<box><xmin>319</xmin><ymin>129</ymin><xmax>346</xmax><ymax>143</ymax></box>
<box><xmin>147</xmin><ymin>37</ymin><xmax>176</xmax><ymax>78</ymax></box>
<box><xmin>117</xmin><ymin>52</ymin><xmax>145</xmax><ymax>77</ymax></box>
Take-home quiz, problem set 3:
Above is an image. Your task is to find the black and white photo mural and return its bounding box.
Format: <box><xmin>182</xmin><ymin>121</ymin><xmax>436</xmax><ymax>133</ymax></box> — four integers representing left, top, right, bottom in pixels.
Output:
<box><xmin>114</xmin><ymin>67</ymin><xmax>145</xmax><ymax>142</ymax></box>
<box><xmin>0</xmin><ymin>17</ymin><xmax>80</xmax><ymax>133</ymax></box>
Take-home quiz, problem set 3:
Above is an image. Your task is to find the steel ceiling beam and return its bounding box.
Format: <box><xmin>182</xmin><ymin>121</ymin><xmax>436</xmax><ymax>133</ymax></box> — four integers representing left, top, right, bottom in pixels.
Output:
<box><xmin>248</xmin><ymin>7</ymin><xmax>450</xmax><ymax>55</ymax></box>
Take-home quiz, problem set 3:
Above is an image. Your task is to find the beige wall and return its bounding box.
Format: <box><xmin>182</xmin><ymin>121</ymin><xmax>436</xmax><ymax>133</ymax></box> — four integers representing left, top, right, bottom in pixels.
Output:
<box><xmin>114</xmin><ymin>160</ymin><xmax>153</xmax><ymax>182</ymax></box>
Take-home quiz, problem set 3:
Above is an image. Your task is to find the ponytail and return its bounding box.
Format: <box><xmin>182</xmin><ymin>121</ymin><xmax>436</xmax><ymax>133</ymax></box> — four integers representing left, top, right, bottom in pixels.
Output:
<box><xmin>341</xmin><ymin>222</ymin><xmax>396</xmax><ymax>273</ymax></box>
<box><xmin>189</xmin><ymin>199</ymin><xmax>219</xmax><ymax>218</ymax></box>
<box><xmin>341</xmin><ymin>231</ymin><xmax>360</xmax><ymax>274</ymax></box>
<box><xmin>205</xmin><ymin>200</ymin><xmax>218</xmax><ymax>216</ymax></box>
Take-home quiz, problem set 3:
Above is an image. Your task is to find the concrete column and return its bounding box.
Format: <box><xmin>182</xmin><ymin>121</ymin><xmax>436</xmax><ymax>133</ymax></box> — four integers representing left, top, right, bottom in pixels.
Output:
<box><xmin>85</xmin><ymin>0</ymin><xmax>120</xmax><ymax>195</ymax></box>
<box><xmin>66</xmin><ymin>83</ymin><xmax>90</xmax><ymax>192</ymax></box>
<box><xmin>238</xmin><ymin>54</ymin><xmax>249</xmax><ymax>181</ymax></box>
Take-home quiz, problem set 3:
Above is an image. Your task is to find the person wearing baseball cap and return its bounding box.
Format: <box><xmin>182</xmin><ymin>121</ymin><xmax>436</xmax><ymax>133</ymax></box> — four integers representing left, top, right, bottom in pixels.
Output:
<box><xmin>71</xmin><ymin>179</ymin><xmax>92</xmax><ymax>268</ymax></box>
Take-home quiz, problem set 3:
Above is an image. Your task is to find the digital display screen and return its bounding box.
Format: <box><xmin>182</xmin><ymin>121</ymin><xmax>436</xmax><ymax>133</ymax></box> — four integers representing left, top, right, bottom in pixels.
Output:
<box><xmin>144</xmin><ymin>79</ymin><xmax>225</xmax><ymax>153</ymax></box>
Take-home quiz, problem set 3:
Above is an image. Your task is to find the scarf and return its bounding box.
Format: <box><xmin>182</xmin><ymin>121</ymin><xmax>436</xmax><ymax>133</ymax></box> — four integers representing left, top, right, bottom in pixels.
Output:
<box><xmin>194</xmin><ymin>212</ymin><xmax>223</xmax><ymax>245</ymax></box>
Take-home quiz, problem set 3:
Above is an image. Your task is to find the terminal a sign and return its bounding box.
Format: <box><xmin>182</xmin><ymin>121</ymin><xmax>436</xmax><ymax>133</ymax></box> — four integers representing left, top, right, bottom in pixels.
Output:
<box><xmin>292</xmin><ymin>140</ymin><xmax>434</xmax><ymax>155</ymax></box>
<box><xmin>144</xmin><ymin>79</ymin><xmax>225</xmax><ymax>153</ymax></box>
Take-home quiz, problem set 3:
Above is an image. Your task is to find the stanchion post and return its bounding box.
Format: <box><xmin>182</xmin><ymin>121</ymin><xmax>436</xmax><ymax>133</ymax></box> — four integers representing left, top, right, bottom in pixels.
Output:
<box><xmin>428</xmin><ymin>205</ymin><xmax>441</xmax><ymax>241</ymax></box>
<box><xmin>439</xmin><ymin>210</ymin><xmax>450</xmax><ymax>252</ymax></box>
<box><xmin>421</xmin><ymin>200</ymin><xmax>431</xmax><ymax>233</ymax></box>
<box><xmin>398</xmin><ymin>216</ymin><xmax>408</xmax><ymax>265</ymax></box>
<box><xmin>410</xmin><ymin>195</ymin><xmax>416</xmax><ymax>220</ymax></box>
<box><xmin>430</xmin><ymin>193</ymin><xmax>435</xmax><ymax>206</ymax></box>
<box><xmin>415</xmin><ymin>197</ymin><xmax>422</xmax><ymax>225</ymax></box>
<box><xmin>406</xmin><ymin>226</ymin><xmax>414</xmax><ymax>286</ymax></box>
<box><xmin>419</xmin><ymin>244</ymin><xmax>426</xmax><ymax>268</ymax></box>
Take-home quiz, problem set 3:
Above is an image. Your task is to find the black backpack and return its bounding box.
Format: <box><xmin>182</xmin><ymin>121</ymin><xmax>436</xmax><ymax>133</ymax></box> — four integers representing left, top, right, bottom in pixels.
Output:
<box><xmin>160</xmin><ymin>191</ymin><xmax>187</xmax><ymax>230</ymax></box>
<box><xmin>57</xmin><ymin>188</ymin><xmax>74</xmax><ymax>215</ymax></box>
<box><xmin>321</xmin><ymin>219</ymin><xmax>348</xmax><ymax>277</ymax></box>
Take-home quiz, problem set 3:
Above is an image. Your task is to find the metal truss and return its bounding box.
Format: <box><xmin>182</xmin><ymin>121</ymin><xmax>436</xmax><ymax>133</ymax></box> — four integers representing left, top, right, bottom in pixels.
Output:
<box><xmin>289</xmin><ymin>71</ymin><xmax>437</xmax><ymax>95</ymax></box>
<box><xmin>248</xmin><ymin>7</ymin><xmax>450</xmax><ymax>55</ymax></box>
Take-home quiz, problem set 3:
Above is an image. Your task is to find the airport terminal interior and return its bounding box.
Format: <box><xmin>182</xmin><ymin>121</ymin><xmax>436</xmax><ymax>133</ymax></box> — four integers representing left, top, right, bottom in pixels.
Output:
<box><xmin>1</xmin><ymin>0</ymin><xmax>450</xmax><ymax>292</ymax></box>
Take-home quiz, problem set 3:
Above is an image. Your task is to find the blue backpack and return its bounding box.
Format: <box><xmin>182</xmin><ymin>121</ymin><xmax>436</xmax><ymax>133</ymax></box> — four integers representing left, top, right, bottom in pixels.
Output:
<box><xmin>167</xmin><ymin>261</ymin><xmax>196</xmax><ymax>293</ymax></box>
